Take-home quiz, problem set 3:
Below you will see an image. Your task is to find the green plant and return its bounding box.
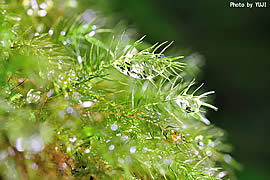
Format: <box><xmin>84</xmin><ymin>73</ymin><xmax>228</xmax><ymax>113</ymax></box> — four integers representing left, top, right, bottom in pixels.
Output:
<box><xmin>0</xmin><ymin>0</ymin><xmax>239</xmax><ymax>179</ymax></box>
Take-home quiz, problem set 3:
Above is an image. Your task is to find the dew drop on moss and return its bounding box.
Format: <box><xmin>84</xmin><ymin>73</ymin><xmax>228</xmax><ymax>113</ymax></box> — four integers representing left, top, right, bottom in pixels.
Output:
<box><xmin>69</xmin><ymin>136</ymin><xmax>77</xmax><ymax>142</ymax></box>
<box><xmin>38</xmin><ymin>10</ymin><xmax>47</xmax><ymax>17</ymax></box>
<box><xmin>84</xmin><ymin>149</ymin><xmax>90</xmax><ymax>153</ymax></box>
<box><xmin>31</xmin><ymin>163</ymin><xmax>38</xmax><ymax>170</ymax></box>
<box><xmin>198</xmin><ymin>142</ymin><xmax>205</xmax><ymax>150</ymax></box>
<box><xmin>39</xmin><ymin>2</ymin><xmax>47</xmax><ymax>9</ymax></box>
<box><xmin>48</xmin><ymin>29</ymin><xmax>54</xmax><ymax>36</ymax></box>
<box><xmin>195</xmin><ymin>135</ymin><xmax>203</xmax><ymax>141</ymax></box>
<box><xmin>109</xmin><ymin>145</ymin><xmax>115</xmax><ymax>151</ymax></box>
<box><xmin>224</xmin><ymin>154</ymin><xmax>232</xmax><ymax>163</ymax></box>
<box><xmin>130</xmin><ymin>146</ymin><xmax>136</xmax><ymax>154</ymax></box>
<box><xmin>82</xmin><ymin>101</ymin><xmax>93</xmax><ymax>108</ymax></box>
<box><xmin>208</xmin><ymin>141</ymin><xmax>215</xmax><ymax>147</ymax></box>
<box><xmin>206</xmin><ymin>150</ymin><xmax>212</xmax><ymax>156</ymax></box>
<box><xmin>88</xmin><ymin>31</ymin><xmax>95</xmax><ymax>37</ymax></box>
<box><xmin>110</xmin><ymin>124</ymin><xmax>118</xmax><ymax>131</ymax></box>
<box><xmin>16</xmin><ymin>137</ymin><xmax>24</xmax><ymax>152</ymax></box>
<box><xmin>216</xmin><ymin>171</ymin><xmax>226</xmax><ymax>179</ymax></box>
<box><xmin>26</xmin><ymin>89</ymin><xmax>41</xmax><ymax>104</ymax></box>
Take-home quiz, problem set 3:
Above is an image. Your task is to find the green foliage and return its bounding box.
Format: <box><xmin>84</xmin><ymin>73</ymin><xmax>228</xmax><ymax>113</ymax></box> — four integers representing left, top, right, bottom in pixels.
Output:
<box><xmin>0</xmin><ymin>0</ymin><xmax>239</xmax><ymax>179</ymax></box>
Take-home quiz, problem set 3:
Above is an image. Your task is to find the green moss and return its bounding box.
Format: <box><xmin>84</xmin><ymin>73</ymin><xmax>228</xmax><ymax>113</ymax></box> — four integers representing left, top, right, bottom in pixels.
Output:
<box><xmin>0</xmin><ymin>1</ymin><xmax>239</xmax><ymax>179</ymax></box>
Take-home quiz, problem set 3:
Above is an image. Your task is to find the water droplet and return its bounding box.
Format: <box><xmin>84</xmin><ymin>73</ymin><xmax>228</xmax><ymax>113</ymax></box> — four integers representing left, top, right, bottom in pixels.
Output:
<box><xmin>38</xmin><ymin>10</ymin><xmax>47</xmax><ymax>17</ymax></box>
<box><xmin>109</xmin><ymin>145</ymin><xmax>115</xmax><ymax>151</ymax></box>
<box><xmin>110</xmin><ymin>124</ymin><xmax>118</xmax><ymax>131</ymax></box>
<box><xmin>175</xmin><ymin>98</ymin><xmax>188</xmax><ymax>109</ymax></box>
<box><xmin>31</xmin><ymin>0</ymin><xmax>38</xmax><ymax>9</ymax></box>
<box><xmin>58</xmin><ymin>74</ymin><xmax>64</xmax><ymax>80</ymax></box>
<box><xmin>16</xmin><ymin>137</ymin><xmax>24</xmax><ymax>152</ymax></box>
<box><xmin>82</xmin><ymin>101</ymin><xmax>93</xmax><ymax>108</ymax></box>
<box><xmin>198</xmin><ymin>142</ymin><xmax>205</xmax><ymax>148</ymax></box>
<box><xmin>216</xmin><ymin>171</ymin><xmax>226</xmax><ymax>179</ymax></box>
<box><xmin>27</xmin><ymin>9</ymin><xmax>33</xmax><ymax>16</ymax></box>
<box><xmin>69</xmin><ymin>136</ymin><xmax>77</xmax><ymax>142</ymax></box>
<box><xmin>208</xmin><ymin>141</ymin><xmax>215</xmax><ymax>147</ymax></box>
<box><xmin>84</xmin><ymin>149</ymin><xmax>90</xmax><ymax>153</ymax></box>
<box><xmin>77</xmin><ymin>56</ymin><xmax>82</xmax><ymax>64</ymax></box>
<box><xmin>28</xmin><ymin>135</ymin><xmax>45</xmax><ymax>153</ymax></box>
<box><xmin>48</xmin><ymin>29</ymin><xmax>54</xmax><ymax>36</ymax></box>
<box><xmin>67</xmin><ymin>39</ymin><xmax>72</xmax><ymax>44</ymax></box>
<box><xmin>88</xmin><ymin>31</ymin><xmax>95</xmax><ymax>37</ymax></box>
<box><xmin>31</xmin><ymin>163</ymin><xmax>38</xmax><ymax>170</ymax></box>
<box><xmin>62</xmin><ymin>162</ymin><xmax>67</xmax><ymax>168</ymax></box>
<box><xmin>34</xmin><ymin>32</ymin><xmax>39</xmax><ymax>36</ymax></box>
<box><xmin>224</xmin><ymin>154</ymin><xmax>232</xmax><ymax>163</ymax></box>
<box><xmin>195</xmin><ymin>135</ymin><xmax>203</xmax><ymax>141</ymax></box>
<box><xmin>39</xmin><ymin>2</ymin><xmax>47</xmax><ymax>9</ymax></box>
<box><xmin>36</xmin><ymin>25</ymin><xmax>42</xmax><ymax>32</ymax></box>
<box><xmin>66</xmin><ymin>107</ymin><xmax>74</xmax><ymax>114</ymax></box>
<box><xmin>206</xmin><ymin>150</ymin><xmax>212</xmax><ymax>156</ymax></box>
<box><xmin>26</xmin><ymin>89</ymin><xmax>41</xmax><ymax>103</ymax></box>
<box><xmin>47</xmin><ymin>89</ymin><xmax>54</xmax><ymax>97</ymax></box>
<box><xmin>130</xmin><ymin>146</ymin><xmax>136</xmax><ymax>154</ymax></box>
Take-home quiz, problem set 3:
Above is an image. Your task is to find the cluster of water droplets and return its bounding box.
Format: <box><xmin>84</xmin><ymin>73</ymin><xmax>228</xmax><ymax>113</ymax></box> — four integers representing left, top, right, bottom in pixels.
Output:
<box><xmin>113</xmin><ymin>46</ymin><xmax>158</xmax><ymax>80</ymax></box>
<box><xmin>26</xmin><ymin>0</ymin><xmax>52</xmax><ymax>17</ymax></box>
<box><xmin>26</xmin><ymin>89</ymin><xmax>41</xmax><ymax>104</ymax></box>
<box><xmin>15</xmin><ymin>134</ymin><xmax>45</xmax><ymax>153</ymax></box>
<box><xmin>88</xmin><ymin>25</ymin><xmax>96</xmax><ymax>37</ymax></box>
<box><xmin>60</xmin><ymin>31</ymin><xmax>73</xmax><ymax>46</ymax></box>
<box><xmin>191</xmin><ymin>135</ymin><xmax>216</xmax><ymax>160</ymax></box>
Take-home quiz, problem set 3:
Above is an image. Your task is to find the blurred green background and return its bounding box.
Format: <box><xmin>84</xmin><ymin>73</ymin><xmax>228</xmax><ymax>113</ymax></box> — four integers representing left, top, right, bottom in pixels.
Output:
<box><xmin>83</xmin><ymin>0</ymin><xmax>270</xmax><ymax>179</ymax></box>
